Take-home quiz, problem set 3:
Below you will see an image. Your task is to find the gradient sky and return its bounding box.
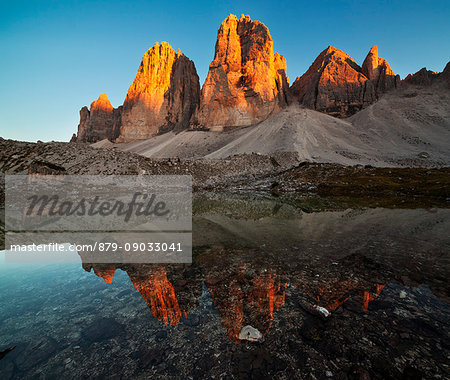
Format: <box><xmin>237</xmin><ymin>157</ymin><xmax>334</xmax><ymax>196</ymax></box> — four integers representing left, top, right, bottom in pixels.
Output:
<box><xmin>1</xmin><ymin>0</ymin><xmax>449</xmax><ymax>142</ymax></box>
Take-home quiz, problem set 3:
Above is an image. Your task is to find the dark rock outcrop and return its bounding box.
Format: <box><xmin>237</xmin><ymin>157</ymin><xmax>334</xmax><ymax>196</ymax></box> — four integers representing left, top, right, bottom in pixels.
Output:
<box><xmin>28</xmin><ymin>160</ymin><xmax>66</xmax><ymax>175</ymax></box>
<box><xmin>442</xmin><ymin>62</ymin><xmax>450</xmax><ymax>88</ymax></box>
<box><xmin>441</xmin><ymin>62</ymin><xmax>450</xmax><ymax>88</ymax></box>
<box><xmin>403</xmin><ymin>61</ymin><xmax>450</xmax><ymax>89</ymax></box>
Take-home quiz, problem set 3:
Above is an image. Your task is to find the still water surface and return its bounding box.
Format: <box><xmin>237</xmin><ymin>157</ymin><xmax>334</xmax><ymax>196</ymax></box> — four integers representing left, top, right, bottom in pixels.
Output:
<box><xmin>1</xmin><ymin>194</ymin><xmax>449</xmax><ymax>379</ymax></box>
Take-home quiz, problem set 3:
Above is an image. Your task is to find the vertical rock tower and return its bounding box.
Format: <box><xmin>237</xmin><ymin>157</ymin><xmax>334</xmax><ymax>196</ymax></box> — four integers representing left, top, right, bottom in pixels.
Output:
<box><xmin>194</xmin><ymin>14</ymin><xmax>289</xmax><ymax>129</ymax></box>
<box><xmin>76</xmin><ymin>93</ymin><xmax>121</xmax><ymax>142</ymax></box>
<box><xmin>118</xmin><ymin>42</ymin><xmax>200</xmax><ymax>141</ymax></box>
<box><xmin>362</xmin><ymin>45</ymin><xmax>400</xmax><ymax>95</ymax></box>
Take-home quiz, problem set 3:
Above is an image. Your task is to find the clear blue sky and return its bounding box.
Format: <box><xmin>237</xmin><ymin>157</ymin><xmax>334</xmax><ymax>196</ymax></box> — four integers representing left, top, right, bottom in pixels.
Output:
<box><xmin>1</xmin><ymin>0</ymin><xmax>449</xmax><ymax>142</ymax></box>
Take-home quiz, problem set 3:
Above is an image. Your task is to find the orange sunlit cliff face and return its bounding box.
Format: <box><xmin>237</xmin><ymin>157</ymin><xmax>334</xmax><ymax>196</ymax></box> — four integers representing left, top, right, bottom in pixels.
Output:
<box><xmin>90</xmin><ymin>265</ymin><xmax>183</xmax><ymax>325</ymax></box>
<box><xmin>361</xmin><ymin>45</ymin><xmax>397</xmax><ymax>93</ymax></box>
<box><xmin>316</xmin><ymin>280</ymin><xmax>386</xmax><ymax>312</ymax></box>
<box><xmin>77</xmin><ymin>93</ymin><xmax>122</xmax><ymax>142</ymax></box>
<box><xmin>118</xmin><ymin>42</ymin><xmax>200</xmax><ymax>141</ymax></box>
<box><xmin>90</xmin><ymin>93</ymin><xmax>114</xmax><ymax>112</ymax></box>
<box><xmin>74</xmin><ymin>14</ymin><xmax>441</xmax><ymax>143</ymax></box>
<box><xmin>72</xmin><ymin>12</ymin><xmax>450</xmax><ymax>143</ymax></box>
<box><xmin>128</xmin><ymin>267</ymin><xmax>182</xmax><ymax>326</ymax></box>
<box><xmin>194</xmin><ymin>14</ymin><xmax>289</xmax><ymax>129</ymax></box>
<box><xmin>93</xmin><ymin>265</ymin><xmax>117</xmax><ymax>284</ymax></box>
<box><xmin>90</xmin><ymin>264</ymin><xmax>286</xmax><ymax>343</ymax></box>
<box><xmin>290</xmin><ymin>45</ymin><xmax>399</xmax><ymax>117</ymax></box>
<box><xmin>362</xmin><ymin>285</ymin><xmax>386</xmax><ymax>312</ymax></box>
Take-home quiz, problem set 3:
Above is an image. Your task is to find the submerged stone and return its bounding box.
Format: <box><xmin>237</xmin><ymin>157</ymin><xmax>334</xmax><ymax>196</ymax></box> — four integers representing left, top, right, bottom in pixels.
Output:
<box><xmin>239</xmin><ymin>325</ymin><xmax>263</xmax><ymax>342</ymax></box>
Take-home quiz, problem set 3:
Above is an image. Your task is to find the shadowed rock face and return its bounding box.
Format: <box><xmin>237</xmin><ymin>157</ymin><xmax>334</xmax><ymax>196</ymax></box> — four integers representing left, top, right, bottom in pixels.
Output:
<box><xmin>73</xmin><ymin>16</ymin><xmax>446</xmax><ymax>140</ymax></box>
<box><xmin>76</xmin><ymin>94</ymin><xmax>122</xmax><ymax>142</ymax></box>
<box><xmin>404</xmin><ymin>67</ymin><xmax>441</xmax><ymax>86</ymax></box>
<box><xmin>442</xmin><ymin>62</ymin><xmax>450</xmax><ymax>88</ymax></box>
<box><xmin>194</xmin><ymin>14</ymin><xmax>289</xmax><ymax>129</ymax></box>
<box><xmin>402</xmin><ymin>60</ymin><xmax>450</xmax><ymax>88</ymax></box>
<box><xmin>290</xmin><ymin>45</ymin><xmax>399</xmax><ymax>118</ymax></box>
<box><xmin>118</xmin><ymin>42</ymin><xmax>200</xmax><ymax>141</ymax></box>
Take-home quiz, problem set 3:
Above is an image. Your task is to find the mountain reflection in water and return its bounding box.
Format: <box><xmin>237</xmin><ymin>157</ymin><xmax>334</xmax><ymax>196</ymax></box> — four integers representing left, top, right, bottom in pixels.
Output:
<box><xmin>86</xmin><ymin>261</ymin><xmax>389</xmax><ymax>344</ymax></box>
<box><xmin>86</xmin><ymin>263</ymin><xmax>287</xmax><ymax>343</ymax></box>
<box><xmin>1</xmin><ymin>194</ymin><xmax>449</xmax><ymax>379</ymax></box>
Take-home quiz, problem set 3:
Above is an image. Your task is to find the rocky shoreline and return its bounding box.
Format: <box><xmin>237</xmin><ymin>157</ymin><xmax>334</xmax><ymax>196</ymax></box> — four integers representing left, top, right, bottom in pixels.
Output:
<box><xmin>1</xmin><ymin>138</ymin><xmax>449</xmax><ymax>197</ymax></box>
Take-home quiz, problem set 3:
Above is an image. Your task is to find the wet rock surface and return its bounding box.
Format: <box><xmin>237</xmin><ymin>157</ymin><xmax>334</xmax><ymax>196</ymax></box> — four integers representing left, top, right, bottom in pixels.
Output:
<box><xmin>81</xmin><ymin>317</ymin><xmax>125</xmax><ymax>345</ymax></box>
<box><xmin>0</xmin><ymin>194</ymin><xmax>449</xmax><ymax>379</ymax></box>
<box><xmin>119</xmin><ymin>42</ymin><xmax>200</xmax><ymax>140</ymax></box>
<box><xmin>0</xmin><ymin>139</ymin><xmax>449</xmax><ymax>378</ymax></box>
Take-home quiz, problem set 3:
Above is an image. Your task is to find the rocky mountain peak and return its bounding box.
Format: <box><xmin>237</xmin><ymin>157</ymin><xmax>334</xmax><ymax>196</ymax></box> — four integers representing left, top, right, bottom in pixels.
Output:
<box><xmin>325</xmin><ymin>45</ymin><xmax>341</xmax><ymax>55</ymax></box>
<box><xmin>73</xmin><ymin>15</ymin><xmax>429</xmax><ymax>142</ymax></box>
<box><xmin>403</xmin><ymin>67</ymin><xmax>444</xmax><ymax>86</ymax></box>
<box><xmin>239</xmin><ymin>14</ymin><xmax>251</xmax><ymax>22</ymax></box>
<box><xmin>405</xmin><ymin>61</ymin><xmax>450</xmax><ymax>89</ymax></box>
<box><xmin>193</xmin><ymin>14</ymin><xmax>289</xmax><ymax>129</ymax></box>
<box><xmin>118</xmin><ymin>41</ymin><xmax>200</xmax><ymax>141</ymax></box>
<box><xmin>369</xmin><ymin>44</ymin><xmax>378</xmax><ymax>54</ymax></box>
<box><xmin>76</xmin><ymin>93</ymin><xmax>121</xmax><ymax>143</ymax></box>
<box><xmin>362</xmin><ymin>45</ymin><xmax>395</xmax><ymax>81</ymax></box>
<box><xmin>290</xmin><ymin>45</ymin><xmax>399</xmax><ymax>117</ymax></box>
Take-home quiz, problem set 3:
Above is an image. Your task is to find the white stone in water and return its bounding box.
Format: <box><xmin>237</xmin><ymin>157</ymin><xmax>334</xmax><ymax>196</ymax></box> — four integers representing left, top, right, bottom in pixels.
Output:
<box><xmin>239</xmin><ymin>325</ymin><xmax>263</xmax><ymax>342</ymax></box>
<box><xmin>399</xmin><ymin>290</ymin><xmax>407</xmax><ymax>298</ymax></box>
<box><xmin>314</xmin><ymin>306</ymin><xmax>330</xmax><ymax>318</ymax></box>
